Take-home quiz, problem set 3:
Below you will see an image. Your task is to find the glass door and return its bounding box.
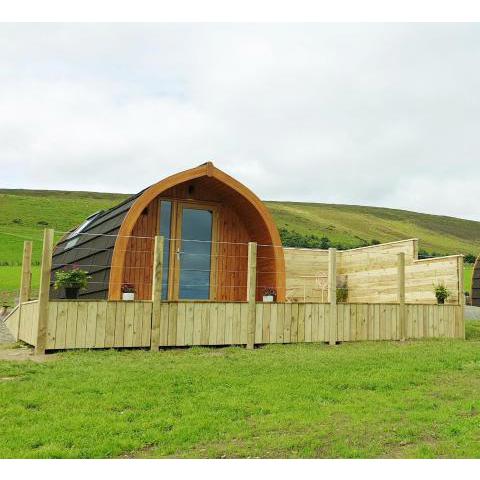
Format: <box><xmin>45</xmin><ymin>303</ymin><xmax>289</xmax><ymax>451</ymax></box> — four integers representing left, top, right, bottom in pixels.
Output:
<box><xmin>158</xmin><ymin>199</ymin><xmax>218</xmax><ymax>300</ymax></box>
<box><xmin>177</xmin><ymin>206</ymin><xmax>214</xmax><ymax>300</ymax></box>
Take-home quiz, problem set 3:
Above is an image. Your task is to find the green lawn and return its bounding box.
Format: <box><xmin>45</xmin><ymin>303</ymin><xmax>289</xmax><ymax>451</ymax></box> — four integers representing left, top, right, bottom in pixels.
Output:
<box><xmin>465</xmin><ymin>264</ymin><xmax>473</xmax><ymax>294</ymax></box>
<box><xmin>1</xmin><ymin>329</ymin><xmax>480</xmax><ymax>459</ymax></box>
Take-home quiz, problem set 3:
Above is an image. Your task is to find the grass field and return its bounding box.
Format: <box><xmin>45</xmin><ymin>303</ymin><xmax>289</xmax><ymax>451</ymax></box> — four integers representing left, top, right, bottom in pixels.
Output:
<box><xmin>1</xmin><ymin>327</ymin><xmax>480</xmax><ymax>459</ymax></box>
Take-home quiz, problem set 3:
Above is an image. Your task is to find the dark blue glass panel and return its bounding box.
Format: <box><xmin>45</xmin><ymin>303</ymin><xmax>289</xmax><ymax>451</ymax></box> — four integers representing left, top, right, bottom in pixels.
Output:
<box><xmin>159</xmin><ymin>201</ymin><xmax>172</xmax><ymax>300</ymax></box>
<box><xmin>179</xmin><ymin>208</ymin><xmax>213</xmax><ymax>300</ymax></box>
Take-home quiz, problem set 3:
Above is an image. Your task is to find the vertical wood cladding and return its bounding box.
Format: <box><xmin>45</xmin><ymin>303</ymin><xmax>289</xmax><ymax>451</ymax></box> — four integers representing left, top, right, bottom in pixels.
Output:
<box><xmin>122</xmin><ymin>201</ymin><xmax>159</xmax><ymax>301</ymax></box>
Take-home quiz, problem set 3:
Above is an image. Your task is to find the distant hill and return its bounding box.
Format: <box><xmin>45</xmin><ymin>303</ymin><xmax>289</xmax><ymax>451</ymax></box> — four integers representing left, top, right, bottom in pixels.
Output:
<box><xmin>267</xmin><ymin>201</ymin><xmax>480</xmax><ymax>257</ymax></box>
<box><xmin>1</xmin><ymin>188</ymin><xmax>479</xmax><ymax>266</ymax></box>
<box><xmin>0</xmin><ymin>189</ymin><xmax>129</xmax><ymax>264</ymax></box>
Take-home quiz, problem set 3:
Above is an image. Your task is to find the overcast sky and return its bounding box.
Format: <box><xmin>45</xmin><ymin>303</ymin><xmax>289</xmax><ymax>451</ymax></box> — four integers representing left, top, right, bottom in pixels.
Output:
<box><xmin>1</xmin><ymin>23</ymin><xmax>479</xmax><ymax>220</ymax></box>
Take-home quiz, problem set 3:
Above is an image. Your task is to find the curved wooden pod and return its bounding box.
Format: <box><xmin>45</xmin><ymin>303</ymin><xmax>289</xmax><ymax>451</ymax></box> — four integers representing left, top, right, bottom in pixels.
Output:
<box><xmin>472</xmin><ymin>255</ymin><xmax>480</xmax><ymax>307</ymax></box>
<box><xmin>108</xmin><ymin>162</ymin><xmax>286</xmax><ymax>302</ymax></box>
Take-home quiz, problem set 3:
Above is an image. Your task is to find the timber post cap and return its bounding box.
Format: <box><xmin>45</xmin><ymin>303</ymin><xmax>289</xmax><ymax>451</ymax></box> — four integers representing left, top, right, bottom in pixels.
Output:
<box><xmin>202</xmin><ymin>161</ymin><xmax>214</xmax><ymax>176</ymax></box>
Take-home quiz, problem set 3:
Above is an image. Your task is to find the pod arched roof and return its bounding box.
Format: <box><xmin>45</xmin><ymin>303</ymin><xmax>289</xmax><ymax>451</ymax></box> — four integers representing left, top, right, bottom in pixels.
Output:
<box><xmin>108</xmin><ymin>162</ymin><xmax>285</xmax><ymax>299</ymax></box>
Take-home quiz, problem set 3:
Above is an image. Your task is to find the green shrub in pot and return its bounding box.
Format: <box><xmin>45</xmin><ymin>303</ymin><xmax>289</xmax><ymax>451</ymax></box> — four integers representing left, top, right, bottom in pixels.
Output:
<box><xmin>54</xmin><ymin>267</ymin><xmax>91</xmax><ymax>299</ymax></box>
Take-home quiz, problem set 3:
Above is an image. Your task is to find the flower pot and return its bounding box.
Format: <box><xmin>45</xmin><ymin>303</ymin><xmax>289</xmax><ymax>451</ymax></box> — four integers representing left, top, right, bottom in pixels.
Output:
<box><xmin>65</xmin><ymin>287</ymin><xmax>80</xmax><ymax>299</ymax></box>
<box><xmin>263</xmin><ymin>295</ymin><xmax>275</xmax><ymax>303</ymax></box>
<box><xmin>437</xmin><ymin>297</ymin><xmax>445</xmax><ymax>305</ymax></box>
<box><xmin>122</xmin><ymin>292</ymin><xmax>135</xmax><ymax>301</ymax></box>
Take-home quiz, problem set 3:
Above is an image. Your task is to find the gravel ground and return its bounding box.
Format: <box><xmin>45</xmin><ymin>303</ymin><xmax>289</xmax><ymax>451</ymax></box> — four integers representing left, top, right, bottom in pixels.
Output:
<box><xmin>0</xmin><ymin>317</ymin><xmax>15</xmax><ymax>344</ymax></box>
<box><xmin>465</xmin><ymin>306</ymin><xmax>480</xmax><ymax>321</ymax></box>
<box><xmin>0</xmin><ymin>307</ymin><xmax>15</xmax><ymax>344</ymax></box>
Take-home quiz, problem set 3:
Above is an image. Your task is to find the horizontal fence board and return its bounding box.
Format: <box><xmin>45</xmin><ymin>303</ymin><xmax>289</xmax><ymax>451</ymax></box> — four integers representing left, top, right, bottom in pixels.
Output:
<box><xmin>13</xmin><ymin>300</ymin><xmax>465</xmax><ymax>350</ymax></box>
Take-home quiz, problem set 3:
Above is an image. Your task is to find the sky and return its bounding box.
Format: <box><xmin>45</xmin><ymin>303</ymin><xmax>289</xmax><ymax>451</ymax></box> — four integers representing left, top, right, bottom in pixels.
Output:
<box><xmin>1</xmin><ymin>23</ymin><xmax>479</xmax><ymax>220</ymax></box>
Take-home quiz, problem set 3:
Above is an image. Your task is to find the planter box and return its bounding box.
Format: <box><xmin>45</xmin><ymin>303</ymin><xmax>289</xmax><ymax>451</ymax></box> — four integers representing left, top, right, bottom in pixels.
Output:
<box><xmin>263</xmin><ymin>295</ymin><xmax>275</xmax><ymax>303</ymax></box>
<box><xmin>122</xmin><ymin>292</ymin><xmax>135</xmax><ymax>301</ymax></box>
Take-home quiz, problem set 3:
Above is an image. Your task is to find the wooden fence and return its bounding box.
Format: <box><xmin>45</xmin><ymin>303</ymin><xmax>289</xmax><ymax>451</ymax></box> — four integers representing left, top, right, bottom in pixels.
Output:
<box><xmin>6</xmin><ymin>300</ymin><xmax>39</xmax><ymax>347</ymax></box>
<box><xmin>284</xmin><ymin>240</ymin><xmax>465</xmax><ymax>304</ymax></box>
<box><xmin>6</xmin><ymin>300</ymin><xmax>465</xmax><ymax>351</ymax></box>
<box><xmin>3</xmin><ymin>232</ymin><xmax>465</xmax><ymax>353</ymax></box>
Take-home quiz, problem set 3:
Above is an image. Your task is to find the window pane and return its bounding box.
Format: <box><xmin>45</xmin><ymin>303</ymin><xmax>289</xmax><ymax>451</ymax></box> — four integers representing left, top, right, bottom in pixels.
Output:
<box><xmin>179</xmin><ymin>208</ymin><xmax>213</xmax><ymax>300</ymax></box>
<box><xmin>159</xmin><ymin>201</ymin><xmax>172</xmax><ymax>300</ymax></box>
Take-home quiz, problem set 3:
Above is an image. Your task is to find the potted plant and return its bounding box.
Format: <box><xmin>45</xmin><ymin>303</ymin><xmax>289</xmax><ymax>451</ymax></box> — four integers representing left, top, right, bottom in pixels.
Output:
<box><xmin>54</xmin><ymin>267</ymin><xmax>91</xmax><ymax>299</ymax></box>
<box><xmin>336</xmin><ymin>285</ymin><xmax>348</xmax><ymax>303</ymax></box>
<box><xmin>263</xmin><ymin>287</ymin><xmax>276</xmax><ymax>303</ymax></box>
<box><xmin>121</xmin><ymin>284</ymin><xmax>136</xmax><ymax>301</ymax></box>
<box><xmin>434</xmin><ymin>283</ymin><xmax>450</xmax><ymax>305</ymax></box>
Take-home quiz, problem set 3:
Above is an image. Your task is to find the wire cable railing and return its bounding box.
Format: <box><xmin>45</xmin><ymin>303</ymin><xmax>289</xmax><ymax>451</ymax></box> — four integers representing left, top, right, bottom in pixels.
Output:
<box><xmin>1</xmin><ymin>227</ymin><xmax>461</xmax><ymax>306</ymax></box>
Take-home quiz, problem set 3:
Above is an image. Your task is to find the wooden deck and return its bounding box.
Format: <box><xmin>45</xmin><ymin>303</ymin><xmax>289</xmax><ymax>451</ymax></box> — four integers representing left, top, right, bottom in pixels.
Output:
<box><xmin>5</xmin><ymin>300</ymin><xmax>465</xmax><ymax>351</ymax></box>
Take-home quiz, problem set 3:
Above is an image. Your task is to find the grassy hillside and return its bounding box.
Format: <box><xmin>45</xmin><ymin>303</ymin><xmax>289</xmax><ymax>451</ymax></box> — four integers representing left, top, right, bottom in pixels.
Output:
<box><xmin>1</xmin><ymin>189</ymin><xmax>480</xmax><ymax>266</ymax></box>
<box><xmin>0</xmin><ymin>189</ymin><xmax>479</xmax><ymax>304</ymax></box>
<box><xmin>0</xmin><ymin>189</ymin><xmax>128</xmax><ymax>265</ymax></box>
<box><xmin>266</xmin><ymin>201</ymin><xmax>480</xmax><ymax>256</ymax></box>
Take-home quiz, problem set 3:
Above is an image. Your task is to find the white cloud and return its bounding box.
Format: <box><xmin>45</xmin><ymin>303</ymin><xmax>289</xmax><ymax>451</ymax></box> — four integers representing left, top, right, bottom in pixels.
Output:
<box><xmin>1</xmin><ymin>23</ymin><xmax>479</xmax><ymax>220</ymax></box>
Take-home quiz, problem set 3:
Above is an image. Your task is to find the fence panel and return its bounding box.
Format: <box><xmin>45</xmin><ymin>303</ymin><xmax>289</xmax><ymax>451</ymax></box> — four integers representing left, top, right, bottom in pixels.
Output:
<box><xmin>18</xmin><ymin>300</ymin><xmax>39</xmax><ymax>346</ymax></box>
<box><xmin>10</xmin><ymin>300</ymin><xmax>465</xmax><ymax>350</ymax></box>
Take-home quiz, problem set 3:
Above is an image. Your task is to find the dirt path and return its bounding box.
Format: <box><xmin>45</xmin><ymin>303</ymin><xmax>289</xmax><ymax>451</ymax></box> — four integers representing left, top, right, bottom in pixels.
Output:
<box><xmin>0</xmin><ymin>345</ymin><xmax>56</xmax><ymax>363</ymax></box>
<box><xmin>0</xmin><ymin>318</ymin><xmax>56</xmax><ymax>363</ymax></box>
<box><xmin>465</xmin><ymin>306</ymin><xmax>480</xmax><ymax>320</ymax></box>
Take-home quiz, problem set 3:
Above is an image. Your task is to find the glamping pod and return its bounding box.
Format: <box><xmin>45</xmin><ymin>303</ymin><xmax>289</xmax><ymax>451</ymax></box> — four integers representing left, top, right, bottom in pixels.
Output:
<box><xmin>9</xmin><ymin>164</ymin><xmax>466</xmax><ymax>352</ymax></box>
<box><xmin>472</xmin><ymin>256</ymin><xmax>480</xmax><ymax>307</ymax></box>
<box><xmin>51</xmin><ymin>162</ymin><xmax>286</xmax><ymax>302</ymax></box>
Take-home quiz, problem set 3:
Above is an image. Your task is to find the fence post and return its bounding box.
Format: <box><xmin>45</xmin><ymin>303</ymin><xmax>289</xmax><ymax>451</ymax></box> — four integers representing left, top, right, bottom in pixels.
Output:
<box><xmin>35</xmin><ymin>228</ymin><xmax>54</xmax><ymax>355</ymax></box>
<box><xmin>458</xmin><ymin>255</ymin><xmax>465</xmax><ymax>306</ymax></box>
<box><xmin>246</xmin><ymin>242</ymin><xmax>257</xmax><ymax>349</ymax></box>
<box><xmin>458</xmin><ymin>255</ymin><xmax>465</xmax><ymax>339</ymax></box>
<box><xmin>397</xmin><ymin>252</ymin><xmax>406</xmax><ymax>340</ymax></box>
<box><xmin>328</xmin><ymin>248</ymin><xmax>337</xmax><ymax>346</ymax></box>
<box><xmin>19</xmin><ymin>240</ymin><xmax>33</xmax><ymax>304</ymax></box>
<box><xmin>151</xmin><ymin>235</ymin><xmax>164</xmax><ymax>351</ymax></box>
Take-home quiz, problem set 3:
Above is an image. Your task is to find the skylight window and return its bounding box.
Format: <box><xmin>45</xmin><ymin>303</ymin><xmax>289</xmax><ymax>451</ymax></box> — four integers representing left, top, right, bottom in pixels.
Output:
<box><xmin>64</xmin><ymin>211</ymin><xmax>102</xmax><ymax>249</ymax></box>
